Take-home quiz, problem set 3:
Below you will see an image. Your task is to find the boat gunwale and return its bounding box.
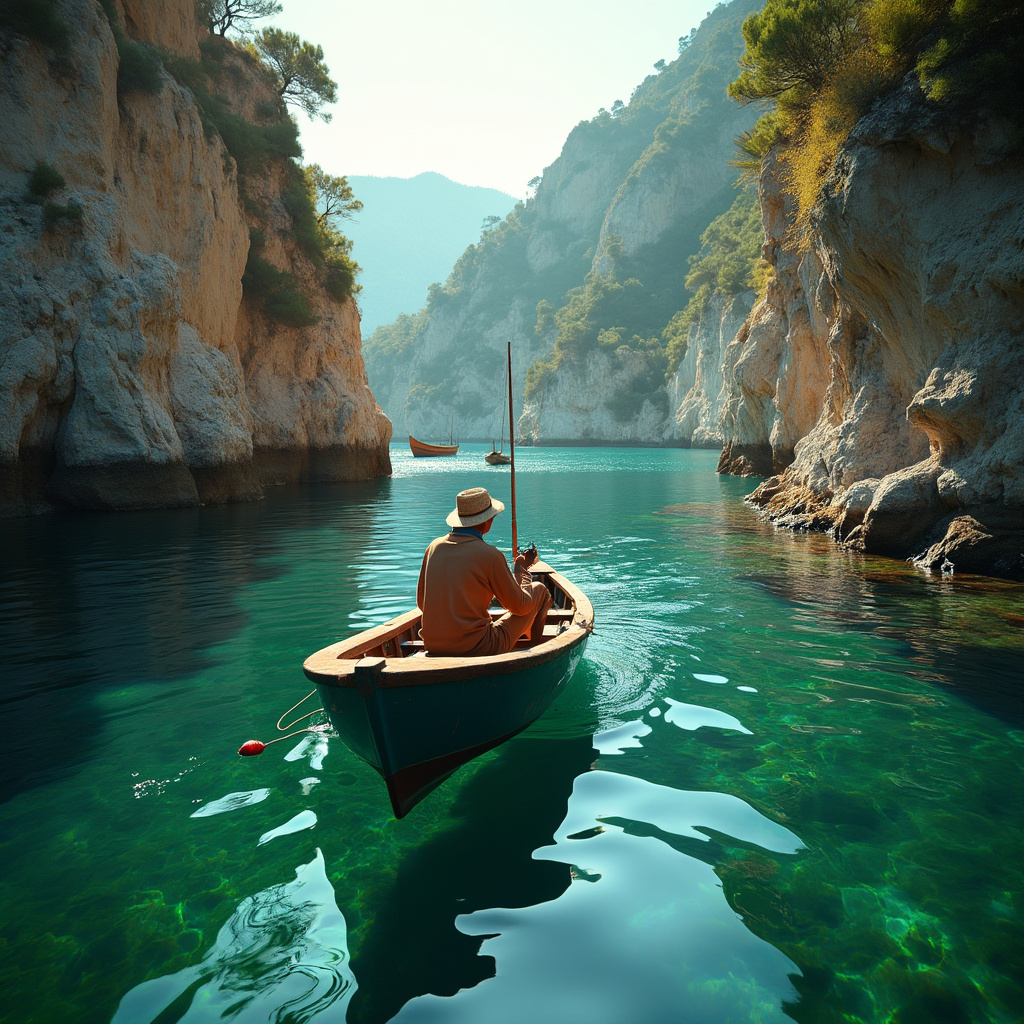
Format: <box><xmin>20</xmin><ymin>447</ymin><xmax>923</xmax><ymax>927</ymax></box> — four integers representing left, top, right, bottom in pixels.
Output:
<box><xmin>303</xmin><ymin>566</ymin><xmax>593</xmax><ymax>688</ymax></box>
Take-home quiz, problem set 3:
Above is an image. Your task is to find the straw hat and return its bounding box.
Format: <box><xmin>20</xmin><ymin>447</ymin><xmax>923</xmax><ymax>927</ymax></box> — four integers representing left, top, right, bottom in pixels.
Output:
<box><xmin>446</xmin><ymin>486</ymin><xmax>505</xmax><ymax>527</ymax></box>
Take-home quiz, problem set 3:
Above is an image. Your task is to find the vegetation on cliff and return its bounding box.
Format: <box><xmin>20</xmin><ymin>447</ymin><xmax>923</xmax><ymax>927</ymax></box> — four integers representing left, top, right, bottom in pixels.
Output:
<box><xmin>157</xmin><ymin>30</ymin><xmax>361</xmax><ymax>321</ymax></box>
<box><xmin>3</xmin><ymin>0</ymin><xmax>364</xmax><ymax>348</ymax></box>
<box><xmin>13</xmin><ymin>0</ymin><xmax>363</xmax><ymax>321</ymax></box>
<box><xmin>196</xmin><ymin>0</ymin><xmax>281</xmax><ymax>37</ymax></box>
<box><xmin>522</xmin><ymin>5</ymin><xmax>760</xmax><ymax>415</ymax></box>
<box><xmin>730</xmin><ymin>0</ymin><xmax>1024</xmax><ymax>232</ymax></box>
<box><xmin>0</xmin><ymin>0</ymin><xmax>69</xmax><ymax>51</ymax></box>
<box><xmin>365</xmin><ymin>0</ymin><xmax>760</xmax><ymax>434</ymax></box>
<box><xmin>663</xmin><ymin>186</ymin><xmax>768</xmax><ymax>369</ymax></box>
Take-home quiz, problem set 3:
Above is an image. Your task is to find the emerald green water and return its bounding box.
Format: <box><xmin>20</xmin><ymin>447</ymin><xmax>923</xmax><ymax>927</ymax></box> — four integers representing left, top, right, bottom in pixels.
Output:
<box><xmin>1</xmin><ymin>445</ymin><xmax>1021</xmax><ymax>1024</ymax></box>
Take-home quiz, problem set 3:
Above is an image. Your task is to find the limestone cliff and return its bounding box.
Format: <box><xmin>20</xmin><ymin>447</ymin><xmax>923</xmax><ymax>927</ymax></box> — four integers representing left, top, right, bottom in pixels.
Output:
<box><xmin>0</xmin><ymin>0</ymin><xmax>390</xmax><ymax>515</ymax></box>
<box><xmin>718</xmin><ymin>87</ymin><xmax>1023</xmax><ymax>579</ymax></box>
<box><xmin>364</xmin><ymin>0</ymin><xmax>760</xmax><ymax>445</ymax></box>
<box><xmin>668</xmin><ymin>292</ymin><xmax>753</xmax><ymax>448</ymax></box>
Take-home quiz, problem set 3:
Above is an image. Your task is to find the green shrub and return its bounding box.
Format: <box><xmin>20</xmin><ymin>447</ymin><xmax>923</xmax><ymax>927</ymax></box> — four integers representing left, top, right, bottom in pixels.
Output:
<box><xmin>161</xmin><ymin>51</ymin><xmax>209</xmax><ymax>95</ymax></box>
<box><xmin>97</xmin><ymin>0</ymin><xmax>164</xmax><ymax>97</ymax></box>
<box><xmin>684</xmin><ymin>189</ymin><xmax>765</xmax><ymax>296</ymax></box>
<box><xmin>163</xmin><ymin>47</ymin><xmax>301</xmax><ymax>176</ymax></box>
<box><xmin>42</xmin><ymin>200</ymin><xmax>83</xmax><ymax>228</ymax></box>
<box><xmin>324</xmin><ymin>256</ymin><xmax>359</xmax><ymax>301</ymax></box>
<box><xmin>116</xmin><ymin>38</ymin><xmax>164</xmax><ymax>95</ymax></box>
<box><xmin>282</xmin><ymin>170</ymin><xmax>323</xmax><ymax>262</ymax></box>
<box><xmin>242</xmin><ymin>253</ymin><xmax>319</xmax><ymax>328</ymax></box>
<box><xmin>913</xmin><ymin>0</ymin><xmax>1024</xmax><ymax>116</ymax></box>
<box><xmin>207</xmin><ymin>109</ymin><xmax>300</xmax><ymax>175</ymax></box>
<box><xmin>27</xmin><ymin>161</ymin><xmax>65</xmax><ymax>200</ymax></box>
<box><xmin>198</xmin><ymin>36</ymin><xmax>226</xmax><ymax>64</ymax></box>
<box><xmin>0</xmin><ymin>0</ymin><xmax>69</xmax><ymax>52</ymax></box>
<box><xmin>731</xmin><ymin>0</ymin><xmax>1024</xmax><ymax>227</ymax></box>
<box><xmin>363</xmin><ymin>311</ymin><xmax>426</xmax><ymax>361</ymax></box>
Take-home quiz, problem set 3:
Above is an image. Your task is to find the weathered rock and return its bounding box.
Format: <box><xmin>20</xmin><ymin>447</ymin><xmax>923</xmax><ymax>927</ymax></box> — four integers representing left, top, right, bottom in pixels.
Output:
<box><xmin>669</xmin><ymin>292</ymin><xmax>753</xmax><ymax>449</ymax></box>
<box><xmin>0</xmin><ymin>0</ymin><xmax>390</xmax><ymax>515</ymax></box>
<box><xmin>518</xmin><ymin>347</ymin><xmax>670</xmax><ymax>445</ymax></box>
<box><xmin>718</xmin><ymin>151</ymin><xmax>834</xmax><ymax>478</ymax></box>
<box><xmin>719</xmin><ymin>88</ymin><xmax>1023</xmax><ymax>579</ymax></box>
<box><xmin>912</xmin><ymin>508</ymin><xmax>1024</xmax><ymax>580</ymax></box>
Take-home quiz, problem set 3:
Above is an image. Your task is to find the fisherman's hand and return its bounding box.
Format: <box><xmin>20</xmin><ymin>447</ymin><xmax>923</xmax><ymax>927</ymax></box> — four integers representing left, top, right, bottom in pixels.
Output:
<box><xmin>515</xmin><ymin>546</ymin><xmax>539</xmax><ymax>571</ymax></box>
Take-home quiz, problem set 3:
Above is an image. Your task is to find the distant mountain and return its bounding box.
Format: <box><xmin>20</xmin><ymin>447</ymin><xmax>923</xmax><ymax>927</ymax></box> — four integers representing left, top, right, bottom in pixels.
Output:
<box><xmin>345</xmin><ymin>173</ymin><xmax>518</xmax><ymax>335</ymax></box>
<box><xmin>363</xmin><ymin>0</ymin><xmax>761</xmax><ymax>442</ymax></box>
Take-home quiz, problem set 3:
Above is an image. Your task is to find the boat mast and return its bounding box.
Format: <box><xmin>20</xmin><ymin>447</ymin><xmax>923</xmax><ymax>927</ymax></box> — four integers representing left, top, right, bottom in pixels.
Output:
<box><xmin>507</xmin><ymin>341</ymin><xmax>517</xmax><ymax>559</ymax></box>
<box><xmin>498</xmin><ymin>365</ymin><xmax>507</xmax><ymax>453</ymax></box>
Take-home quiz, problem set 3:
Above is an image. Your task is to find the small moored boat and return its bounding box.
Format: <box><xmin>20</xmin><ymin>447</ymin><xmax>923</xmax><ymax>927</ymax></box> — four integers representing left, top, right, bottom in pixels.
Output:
<box><xmin>409</xmin><ymin>435</ymin><xmax>459</xmax><ymax>457</ymax></box>
<box><xmin>485</xmin><ymin>446</ymin><xmax>511</xmax><ymax>465</ymax></box>
<box><xmin>302</xmin><ymin>561</ymin><xmax>593</xmax><ymax>817</ymax></box>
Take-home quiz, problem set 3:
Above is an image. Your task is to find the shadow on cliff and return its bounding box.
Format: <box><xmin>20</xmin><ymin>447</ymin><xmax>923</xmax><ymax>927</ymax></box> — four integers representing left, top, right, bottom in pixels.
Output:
<box><xmin>0</xmin><ymin>479</ymin><xmax>389</xmax><ymax>805</ymax></box>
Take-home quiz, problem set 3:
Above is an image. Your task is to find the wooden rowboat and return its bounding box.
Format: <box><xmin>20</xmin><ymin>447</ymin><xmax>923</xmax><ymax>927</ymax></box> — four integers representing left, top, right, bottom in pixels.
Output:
<box><xmin>409</xmin><ymin>435</ymin><xmax>459</xmax><ymax>457</ymax></box>
<box><xmin>302</xmin><ymin>561</ymin><xmax>593</xmax><ymax>817</ymax></box>
<box><xmin>484</xmin><ymin>448</ymin><xmax>511</xmax><ymax>465</ymax></box>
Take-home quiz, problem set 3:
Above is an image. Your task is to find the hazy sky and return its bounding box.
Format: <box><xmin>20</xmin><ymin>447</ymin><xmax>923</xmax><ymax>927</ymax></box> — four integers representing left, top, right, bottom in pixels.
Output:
<box><xmin>278</xmin><ymin>0</ymin><xmax>719</xmax><ymax>197</ymax></box>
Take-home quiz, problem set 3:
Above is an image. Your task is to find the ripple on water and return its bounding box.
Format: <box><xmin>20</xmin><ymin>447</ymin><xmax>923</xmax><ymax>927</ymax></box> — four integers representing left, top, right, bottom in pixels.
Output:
<box><xmin>189</xmin><ymin>789</ymin><xmax>271</xmax><ymax>818</ymax></box>
<box><xmin>110</xmin><ymin>850</ymin><xmax>356</xmax><ymax>1023</ymax></box>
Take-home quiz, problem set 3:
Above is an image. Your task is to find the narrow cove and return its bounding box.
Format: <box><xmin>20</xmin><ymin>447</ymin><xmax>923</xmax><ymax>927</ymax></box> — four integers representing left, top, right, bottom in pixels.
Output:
<box><xmin>1</xmin><ymin>445</ymin><xmax>1021</xmax><ymax>1024</ymax></box>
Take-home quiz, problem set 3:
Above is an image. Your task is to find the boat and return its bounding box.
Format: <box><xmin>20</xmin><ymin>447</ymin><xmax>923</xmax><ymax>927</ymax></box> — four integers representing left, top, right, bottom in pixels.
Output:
<box><xmin>484</xmin><ymin>362</ymin><xmax>513</xmax><ymax>465</ymax></box>
<box><xmin>409</xmin><ymin>435</ymin><xmax>459</xmax><ymax>457</ymax></box>
<box><xmin>302</xmin><ymin>561</ymin><xmax>593</xmax><ymax>817</ymax></box>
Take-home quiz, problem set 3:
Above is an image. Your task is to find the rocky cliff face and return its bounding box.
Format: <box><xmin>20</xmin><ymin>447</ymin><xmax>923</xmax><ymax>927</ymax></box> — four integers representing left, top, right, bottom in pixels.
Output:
<box><xmin>669</xmin><ymin>292</ymin><xmax>753</xmax><ymax>448</ymax></box>
<box><xmin>364</xmin><ymin>0</ymin><xmax>759</xmax><ymax>445</ymax></box>
<box><xmin>0</xmin><ymin>0</ymin><xmax>390</xmax><ymax>515</ymax></box>
<box><xmin>718</xmin><ymin>87</ymin><xmax>1023</xmax><ymax>579</ymax></box>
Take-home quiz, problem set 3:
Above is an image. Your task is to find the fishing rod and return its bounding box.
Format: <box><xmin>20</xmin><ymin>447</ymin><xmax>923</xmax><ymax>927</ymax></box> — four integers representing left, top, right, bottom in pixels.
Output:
<box><xmin>507</xmin><ymin>340</ymin><xmax>518</xmax><ymax>560</ymax></box>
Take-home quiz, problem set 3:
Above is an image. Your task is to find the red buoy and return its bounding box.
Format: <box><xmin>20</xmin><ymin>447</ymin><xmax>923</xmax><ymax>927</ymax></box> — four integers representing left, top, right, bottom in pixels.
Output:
<box><xmin>238</xmin><ymin>739</ymin><xmax>266</xmax><ymax>757</ymax></box>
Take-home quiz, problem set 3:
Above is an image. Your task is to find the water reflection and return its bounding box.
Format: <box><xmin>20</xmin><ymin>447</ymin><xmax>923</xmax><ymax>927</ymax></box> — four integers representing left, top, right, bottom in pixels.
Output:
<box><xmin>346</xmin><ymin>736</ymin><xmax>596</xmax><ymax>1024</ymax></box>
<box><xmin>393</xmin><ymin>770</ymin><xmax>804</xmax><ymax>1023</ymax></box>
<box><xmin>733</xmin><ymin>539</ymin><xmax>1024</xmax><ymax>726</ymax></box>
<box><xmin>111</xmin><ymin>849</ymin><xmax>356</xmax><ymax>1024</ymax></box>
<box><xmin>0</xmin><ymin>483</ymin><xmax>386</xmax><ymax>802</ymax></box>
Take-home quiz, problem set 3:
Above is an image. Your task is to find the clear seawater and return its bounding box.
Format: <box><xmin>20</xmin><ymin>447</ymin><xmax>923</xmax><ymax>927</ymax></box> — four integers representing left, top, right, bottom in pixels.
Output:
<box><xmin>1</xmin><ymin>444</ymin><xmax>1021</xmax><ymax>1024</ymax></box>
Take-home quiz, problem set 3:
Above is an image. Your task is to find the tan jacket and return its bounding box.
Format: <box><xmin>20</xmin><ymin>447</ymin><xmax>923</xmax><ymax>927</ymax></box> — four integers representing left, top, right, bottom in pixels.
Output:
<box><xmin>416</xmin><ymin>533</ymin><xmax>534</xmax><ymax>655</ymax></box>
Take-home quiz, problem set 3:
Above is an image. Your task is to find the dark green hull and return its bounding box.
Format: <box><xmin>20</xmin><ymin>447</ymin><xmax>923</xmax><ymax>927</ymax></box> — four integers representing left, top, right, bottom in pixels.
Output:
<box><xmin>313</xmin><ymin>635</ymin><xmax>588</xmax><ymax>817</ymax></box>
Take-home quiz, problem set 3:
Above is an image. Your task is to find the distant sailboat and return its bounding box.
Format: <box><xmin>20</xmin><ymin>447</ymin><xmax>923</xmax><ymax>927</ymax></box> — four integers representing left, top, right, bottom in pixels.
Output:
<box><xmin>485</xmin><ymin>365</ymin><xmax>512</xmax><ymax>465</ymax></box>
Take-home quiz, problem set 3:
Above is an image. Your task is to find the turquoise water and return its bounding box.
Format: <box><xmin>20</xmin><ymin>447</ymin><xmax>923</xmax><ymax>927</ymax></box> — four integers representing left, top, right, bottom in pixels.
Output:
<box><xmin>1</xmin><ymin>445</ymin><xmax>1021</xmax><ymax>1024</ymax></box>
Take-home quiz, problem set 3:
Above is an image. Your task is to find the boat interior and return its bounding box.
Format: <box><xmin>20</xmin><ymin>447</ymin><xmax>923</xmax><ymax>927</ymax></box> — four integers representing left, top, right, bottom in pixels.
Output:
<box><xmin>335</xmin><ymin>567</ymin><xmax>578</xmax><ymax>661</ymax></box>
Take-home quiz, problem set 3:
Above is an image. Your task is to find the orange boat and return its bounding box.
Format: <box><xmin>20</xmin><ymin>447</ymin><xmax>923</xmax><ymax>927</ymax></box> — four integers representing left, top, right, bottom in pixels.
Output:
<box><xmin>409</xmin><ymin>435</ymin><xmax>459</xmax><ymax>457</ymax></box>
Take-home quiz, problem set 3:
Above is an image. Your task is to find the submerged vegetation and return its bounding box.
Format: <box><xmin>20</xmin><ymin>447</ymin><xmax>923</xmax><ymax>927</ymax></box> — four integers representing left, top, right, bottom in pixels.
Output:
<box><xmin>730</xmin><ymin>0</ymin><xmax>1024</xmax><ymax>232</ymax></box>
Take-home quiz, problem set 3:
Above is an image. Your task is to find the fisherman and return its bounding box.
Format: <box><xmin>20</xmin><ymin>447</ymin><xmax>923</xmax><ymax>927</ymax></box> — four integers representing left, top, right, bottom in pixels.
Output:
<box><xmin>416</xmin><ymin>486</ymin><xmax>552</xmax><ymax>656</ymax></box>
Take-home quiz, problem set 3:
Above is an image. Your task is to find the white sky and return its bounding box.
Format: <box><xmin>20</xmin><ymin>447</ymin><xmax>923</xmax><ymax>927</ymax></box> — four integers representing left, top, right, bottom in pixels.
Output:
<box><xmin>277</xmin><ymin>0</ymin><xmax>718</xmax><ymax>197</ymax></box>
